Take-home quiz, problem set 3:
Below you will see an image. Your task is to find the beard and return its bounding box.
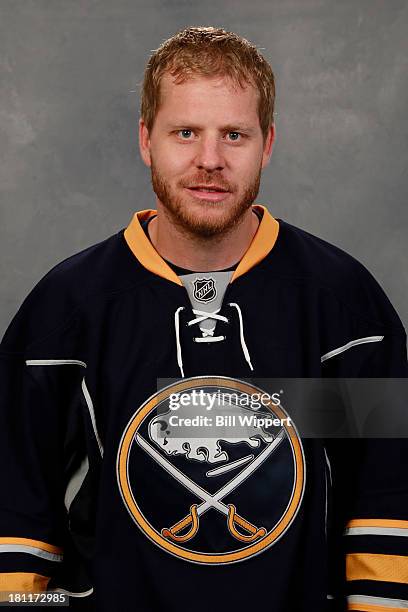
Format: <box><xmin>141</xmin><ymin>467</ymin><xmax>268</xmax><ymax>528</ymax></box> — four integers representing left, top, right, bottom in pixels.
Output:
<box><xmin>150</xmin><ymin>160</ymin><xmax>261</xmax><ymax>239</ymax></box>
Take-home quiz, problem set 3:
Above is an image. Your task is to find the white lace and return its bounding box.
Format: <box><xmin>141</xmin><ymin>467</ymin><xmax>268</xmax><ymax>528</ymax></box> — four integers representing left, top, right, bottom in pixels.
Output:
<box><xmin>188</xmin><ymin>308</ymin><xmax>228</xmax><ymax>342</ymax></box>
<box><xmin>174</xmin><ymin>303</ymin><xmax>254</xmax><ymax>378</ymax></box>
<box><xmin>228</xmin><ymin>303</ymin><xmax>254</xmax><ymax>372</ymax></box>
<box><xmin>174</xmin><ymin>307</ymin><xmax>185</xmax><ymax>377</ymax></box>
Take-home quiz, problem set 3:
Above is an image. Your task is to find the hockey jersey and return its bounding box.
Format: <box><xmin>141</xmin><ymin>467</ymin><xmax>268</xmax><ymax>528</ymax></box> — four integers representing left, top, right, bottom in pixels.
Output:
<box><xmin>0</xmin><ymin>205</ymin><xmax>407</xmax><ymax>612</ymax></box>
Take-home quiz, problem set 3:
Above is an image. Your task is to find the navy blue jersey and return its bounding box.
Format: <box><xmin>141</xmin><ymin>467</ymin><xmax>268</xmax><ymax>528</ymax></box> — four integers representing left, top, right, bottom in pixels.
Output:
<box><xmin>0</xmin><ymin>206</ymin><xmax>407</xmax><ymax>612</ymax></box>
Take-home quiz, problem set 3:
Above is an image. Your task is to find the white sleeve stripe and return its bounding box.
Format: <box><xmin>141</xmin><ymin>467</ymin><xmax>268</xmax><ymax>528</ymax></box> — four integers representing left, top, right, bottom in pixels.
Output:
<box><xmin>25</xmin><ymin>359</ymin><xmax>104</xmax><ymax>457</ymax></box>
<box><xmin>54</xmin><ymin>588</ymin><xmax>94</xmax><ymax>598</ymax></box>
<box><xmin>65</xmin><ymin>456</ymin><xmax>89</xmax><ymax>512</ymax></box>
<box><xmin>348</xmin><ymin>595</ymin><xmax>408</xmax><ymax>608</ymax></box>
<box><xmin>26</xmin><ymin>359</ymin><xmax>87</xmax><ymax>368</ymax></box>
<box><xmin>82</xmin><ymin>378</ymin><xmax>104</xmax><ymax>457</ymax></box>
<box><xmin>0</xmin><ymin>544</ymin><xmax>63</xmax><ymax>562</ymax></box>
<box><xmin>320</xmin><ymin>336</ymin><xmax>384</xmax><ymax>363</ymax></box>
<box><xmin>345</xmin><ymin>526</ymin><xmax>408</xmax><ymax>537</ymax></box>
<box><xmin>323</xmin><ymin>447</ymin><xmax>332</xmax><ymax>485</ymax></box>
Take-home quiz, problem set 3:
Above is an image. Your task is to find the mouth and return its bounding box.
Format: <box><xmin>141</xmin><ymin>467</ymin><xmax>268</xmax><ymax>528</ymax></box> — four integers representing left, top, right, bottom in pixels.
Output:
<box><xmin>185</xmin><ymin>185</ymin><xmax>231</xmax><ymax>202</ymax></box>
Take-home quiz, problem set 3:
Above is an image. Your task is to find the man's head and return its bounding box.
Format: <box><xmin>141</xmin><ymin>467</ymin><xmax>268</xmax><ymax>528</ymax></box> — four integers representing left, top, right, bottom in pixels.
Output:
<box><xmin>139</xmin><ymin>26</ymin><xmax>276</xmax><ymax>238</ymax></box>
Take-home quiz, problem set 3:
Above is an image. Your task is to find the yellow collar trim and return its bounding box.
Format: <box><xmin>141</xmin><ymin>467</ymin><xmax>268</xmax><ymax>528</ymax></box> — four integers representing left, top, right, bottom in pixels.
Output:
<box><xmin>231</xmin><ymin>205</ymin><xmax>279</xmax><ymax>281</ymax></box>
<box><xmin>124</xmin><ymin>205</ymin><xmax>279</xmax><ymax>285</ymax></box>
<box><xmin>124</xmin><ymin>209</ymin><xmax>182</xmax><ymax>285</ymax></box>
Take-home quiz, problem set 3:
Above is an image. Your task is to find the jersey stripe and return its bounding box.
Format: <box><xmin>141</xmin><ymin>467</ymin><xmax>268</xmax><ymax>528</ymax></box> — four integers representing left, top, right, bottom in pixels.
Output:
<box><xmin>346</xmin><ymin>520</ymin><xmax>408</xmax><ymax>538</ymax></box>
<box><xmin>81</xmin><ymin>378</ymin><xmax>104</xmax><ymax>456</ymax></box>
<box><xmin>25</xmin><ymin>359</ymin><xmax>87</xmax><ymax>367</ymax></box>
<box><xmin>346</xmin><ymin>553</ymin><xmax>408</xmax><ymax>584</ymax></box>
<box><xmin>321</xmin><ymin>336</ymin><xmax>384</xmax><ymax>363</ymax></box>
<box><xmin>0</xmin><ymin>545</ymin><xmax>62</xmax><ymax>563</ymax></box>
<box><xmin>54</xmin><ymin>587</ymin><xmax>94</xmax><ymax>598</ymax></box>
<box><xmin>0</xmin><ymin>538</ymin><xmax>62</xmax><ymax>556</ymax></box>
<box><xmin>346</xmin><ymin>528</ymin><xmax>408</xmax><ymax>538</ymax></box>
<box><xmin>25</xmin><ymin>360</ymin><xmax>104</xmax><ymax>457</ymax></box>
<box><xmin>64</xmin><ymin>455</ymin><xmax>89</xmax><ymax>512</ymax></box>
<box><xmin>0</xmin><ymin>572</ymin><xmax>50</xmax><ymax>596</ymax></box>
<box><xmin>348</xmin><ymin>594</ymin><xmax>408</xmax><ymax>610</ymax></box>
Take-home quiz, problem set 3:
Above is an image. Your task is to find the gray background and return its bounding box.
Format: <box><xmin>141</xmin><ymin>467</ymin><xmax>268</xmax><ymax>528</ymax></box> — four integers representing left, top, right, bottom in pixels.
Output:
<box><xmin>1</xmin><ymin>0</ymin><xmax>407</xmax><ymax>337</ymax></box>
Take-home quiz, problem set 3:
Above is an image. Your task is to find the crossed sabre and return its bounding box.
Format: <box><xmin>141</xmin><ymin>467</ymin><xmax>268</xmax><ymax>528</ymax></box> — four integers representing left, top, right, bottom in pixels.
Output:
<box><xmin>135</xmin><ymin>429</ymin><xmax>285</xmax><ymax>543</ymax></box>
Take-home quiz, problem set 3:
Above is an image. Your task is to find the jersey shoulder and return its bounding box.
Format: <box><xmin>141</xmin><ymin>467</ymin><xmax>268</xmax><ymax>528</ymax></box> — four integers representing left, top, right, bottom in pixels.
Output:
<box><xmin>0</xmin><ymin>229</ymin><xmax>147</xmax><ymax>352</ymax></box>
<box><xmin>270</xmin><ymin>219</ymin><xmax>405</xmax><ymax>334</ymax></box>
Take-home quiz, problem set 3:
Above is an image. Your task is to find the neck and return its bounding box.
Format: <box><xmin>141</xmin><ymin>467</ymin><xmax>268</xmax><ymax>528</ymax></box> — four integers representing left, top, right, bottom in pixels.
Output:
<box><xmin>147</xmin><ymin>205</ymin><xmax>260</xmax><ymax>272</ymax></box>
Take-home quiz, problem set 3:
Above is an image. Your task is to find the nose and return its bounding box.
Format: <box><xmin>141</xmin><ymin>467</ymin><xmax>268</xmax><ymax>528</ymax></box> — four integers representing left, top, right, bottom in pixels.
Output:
<box><xmin>194</xmin><ymin>134</ymin><xmax>225</xmax><ymax>171</ymax></box>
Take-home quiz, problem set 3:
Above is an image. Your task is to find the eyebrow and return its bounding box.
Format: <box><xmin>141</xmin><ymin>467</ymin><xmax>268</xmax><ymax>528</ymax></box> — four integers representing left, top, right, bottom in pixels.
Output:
<box><xmin>168</xmin><ymin>123</ymin><xmax>257</xmax><ymax>134</ymax></box>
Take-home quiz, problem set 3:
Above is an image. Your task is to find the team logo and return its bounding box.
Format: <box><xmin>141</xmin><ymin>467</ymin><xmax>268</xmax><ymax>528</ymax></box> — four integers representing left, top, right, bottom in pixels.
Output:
<box><xmin>192</xmin><ymin>277</ymin><xmax>217</xmax><ymax>303</ymax></box>
<box><xmin>117</xmin><ymin>377</ymin><xmax>305</xmax><ymax>565</ymax></box>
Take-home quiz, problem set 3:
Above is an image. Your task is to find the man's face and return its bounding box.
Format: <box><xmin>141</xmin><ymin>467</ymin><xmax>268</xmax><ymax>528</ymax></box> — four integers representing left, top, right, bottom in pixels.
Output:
<box><xmin>139</xmin><ymin>73</ymin><xmax>274</xmax><ymax>238</ymax></box>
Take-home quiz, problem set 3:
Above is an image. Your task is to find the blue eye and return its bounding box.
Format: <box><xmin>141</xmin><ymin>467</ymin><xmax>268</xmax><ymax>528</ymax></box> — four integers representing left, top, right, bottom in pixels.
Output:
<box><xmin>228</xmin><ymin>132</ymin><xmax>241</xmax><ymax>141</ymax></box>
<box><xmin>179</xmin><ymin>129</ymin><xmax>193</xmax><ymax>139</ymax></box>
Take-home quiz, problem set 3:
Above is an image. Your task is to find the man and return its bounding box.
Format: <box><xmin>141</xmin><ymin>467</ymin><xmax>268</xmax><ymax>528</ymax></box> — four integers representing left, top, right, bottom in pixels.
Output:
<box><xmin>0</xmin><ymin>26</ymin><xmax>407</xmax><ymax>612</ymax></box>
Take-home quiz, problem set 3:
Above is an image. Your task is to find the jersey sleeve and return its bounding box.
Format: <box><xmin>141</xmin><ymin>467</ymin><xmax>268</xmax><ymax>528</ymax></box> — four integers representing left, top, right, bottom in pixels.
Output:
<box><xmin>0</xmin><ymin>288</ymin><xmax>98</xmax><ymax>602</ymax></box>
<box><xmin>324</xmin><ymin>331</ymin><xmax>408</xmax><ymax>612</ymax></box>
<box><xmin>0</xmin><ymin>351</ymin><xmax>66</xmax><ymax>597</ymax></box>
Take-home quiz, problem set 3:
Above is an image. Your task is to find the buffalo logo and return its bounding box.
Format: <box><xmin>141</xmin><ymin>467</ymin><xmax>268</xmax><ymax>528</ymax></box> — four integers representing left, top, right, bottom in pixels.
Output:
<box><xmin>192</xmin><ymin>277</ymin><xmax>217</xmax><ymax>303</ymax></box>
<box><xmin>149</xmin><ymin>393</ymin><xmax>273</xmax><ymax>465</ymax></box>
<box><xmin>117</xmin><ymin>377</ymin><xmax>305</xmax><ymax>565</ymax></box>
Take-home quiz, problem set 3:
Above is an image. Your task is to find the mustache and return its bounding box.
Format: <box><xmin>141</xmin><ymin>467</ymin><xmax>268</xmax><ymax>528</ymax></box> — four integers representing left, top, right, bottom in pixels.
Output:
<box><xmin>179</xmin><ymin>175</ymin><xmax>233</xmax><ymax>191</ymax></box>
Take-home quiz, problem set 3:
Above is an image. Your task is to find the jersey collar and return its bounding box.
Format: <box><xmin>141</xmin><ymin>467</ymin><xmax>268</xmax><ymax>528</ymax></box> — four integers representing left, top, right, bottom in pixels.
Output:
<box><xmin>124</xmin><ymin>204</ymin><xmax>279</xmax><ymax>286</ymax></box>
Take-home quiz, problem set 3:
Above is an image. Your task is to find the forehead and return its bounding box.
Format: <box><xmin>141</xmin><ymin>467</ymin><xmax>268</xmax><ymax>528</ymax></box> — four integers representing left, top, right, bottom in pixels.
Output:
<box><xmin>156</xmin><ymin>72</ymin><xmax>260</xmax><ymax>125</ymax></box>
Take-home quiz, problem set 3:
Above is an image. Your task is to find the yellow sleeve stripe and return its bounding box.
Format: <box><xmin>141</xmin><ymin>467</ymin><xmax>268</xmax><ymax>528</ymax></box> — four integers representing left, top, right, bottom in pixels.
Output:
<box><xmin>0</xmin><ymin>573</ymin><xmax>50</xmax><ymax>600</ymax></box>
<box><xmin>346</xmin><ymin>553</ymin><xmax>408</xmax><ymax>584</ymax></box>
<box><xmin>0</xmin><ymin>538</ymin><xmax>62</xmax><ymax>555</ymax></box>
<box><xmin>347</xmin><ymin>520</ymin><xmax>408</xmax><ymax>530</ymax></box>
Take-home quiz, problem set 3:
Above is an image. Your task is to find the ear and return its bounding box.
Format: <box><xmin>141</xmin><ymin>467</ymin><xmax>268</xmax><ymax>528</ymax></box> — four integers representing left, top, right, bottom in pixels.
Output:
<box><xmin>139</xmin><ymin>118</ymin><xmax>152</xmax><ymax>167</ymax></box>
<box><xmin>261</xmin><ymin>124</ymin><xmax>276</xmax><ymax>169</ymax></box>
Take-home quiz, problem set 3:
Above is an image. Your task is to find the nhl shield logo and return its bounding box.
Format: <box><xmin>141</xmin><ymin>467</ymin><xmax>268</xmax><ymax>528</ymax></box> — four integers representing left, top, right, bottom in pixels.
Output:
<box><xmin>117</xmin><ymin>377</ymin><xmax>305</xmax><ymax>565</ymax></box>
<box><xmin>193</xmin><ymin>277</ymin><xmax>217</xmax><ymax>303</ymax></box>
